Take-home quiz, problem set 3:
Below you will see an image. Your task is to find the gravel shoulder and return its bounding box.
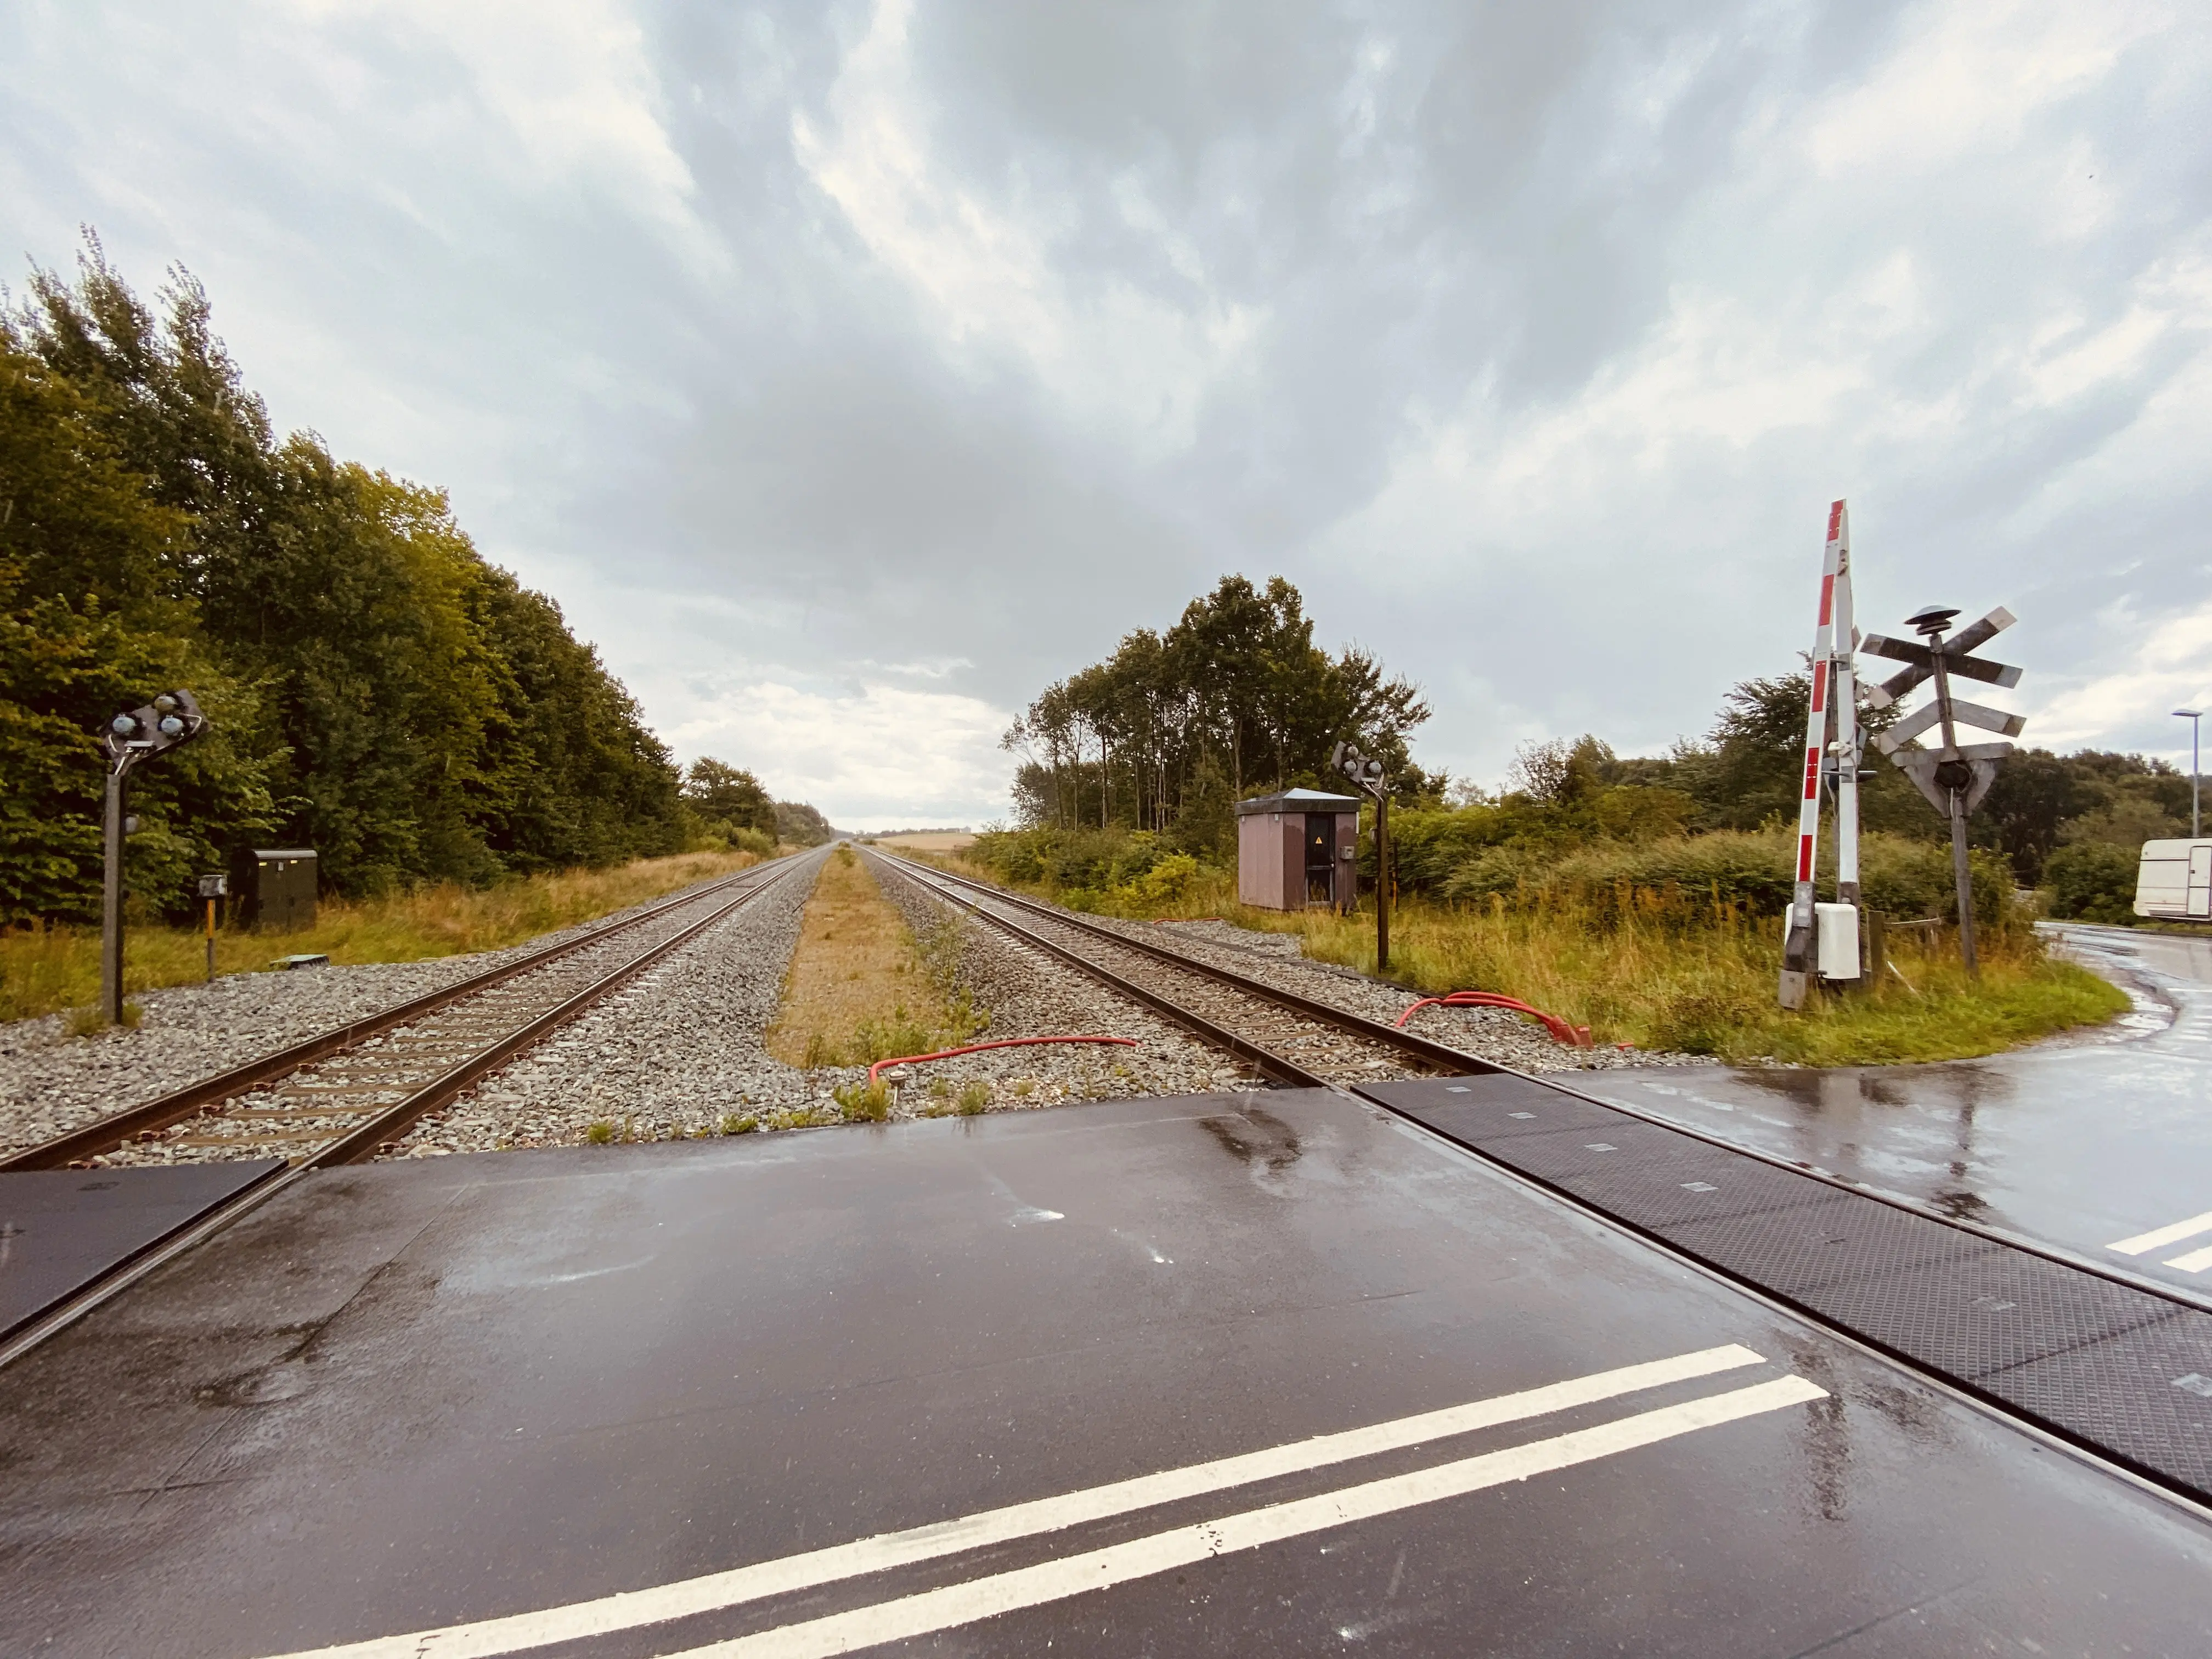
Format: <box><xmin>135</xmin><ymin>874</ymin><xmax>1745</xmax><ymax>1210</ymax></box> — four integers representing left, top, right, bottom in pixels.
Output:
<box><xmin>0</xmin><ymin>866</ymin><xmax>778</xmax><ymax>1159</ymax></box>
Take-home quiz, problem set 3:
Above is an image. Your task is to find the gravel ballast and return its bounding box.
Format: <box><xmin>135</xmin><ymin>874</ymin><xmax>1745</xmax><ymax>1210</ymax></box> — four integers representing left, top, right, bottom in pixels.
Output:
<box><xmin>402</xmin><ymin>851</ymin><xmax>1234</xmax><ymax>1154</ymax></box>
<box><xmin>989</xmin><ymin>898</ymin><xmax>1708</xmax><ymax>1073</ymax></box>
<box><xmin>0</xmin><ymin>868</ymin><xmax>778</xmax><ymax>1160</ymax></box>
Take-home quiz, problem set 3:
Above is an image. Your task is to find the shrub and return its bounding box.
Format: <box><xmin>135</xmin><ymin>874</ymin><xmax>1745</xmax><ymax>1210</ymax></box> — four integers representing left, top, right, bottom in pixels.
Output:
<box><xmin>1442</xmin><ymin>830</ymin><xmax>2015</xmax><ymax>929</ymax></box>
<box><xmin>957</xmin><ymin>1079</ymin><xmax>990</xmax><ymax>1114</ymax></box>
<box><xmin>585</xmin><ymin>1121</ymin><xmax>615</xmax><ymax>1144</ymax></box>
<box><xmin>833</xmin><ymin>1080</ymin><xmax>891</xmax><ymax>1121</ymax></box>
<box><xmin>2044</xmin><ymin>842</ymin><xmax>2139</xmax><ymax>924</ymax></box>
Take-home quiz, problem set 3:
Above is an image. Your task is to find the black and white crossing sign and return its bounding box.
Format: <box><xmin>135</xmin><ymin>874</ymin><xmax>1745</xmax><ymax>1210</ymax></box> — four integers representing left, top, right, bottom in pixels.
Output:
<box><xmin>1858</xmin><ymin>603</ymin><xmax>2022</xmax><ymax>974</ymax></box>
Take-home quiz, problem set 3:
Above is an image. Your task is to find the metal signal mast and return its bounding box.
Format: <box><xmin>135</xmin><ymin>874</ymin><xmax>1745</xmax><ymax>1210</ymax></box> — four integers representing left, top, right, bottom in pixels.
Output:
<box><xmin>1779</xmin><ymin>501</ymin><xmax>1863</xmax><ymax>1011</ymax></box>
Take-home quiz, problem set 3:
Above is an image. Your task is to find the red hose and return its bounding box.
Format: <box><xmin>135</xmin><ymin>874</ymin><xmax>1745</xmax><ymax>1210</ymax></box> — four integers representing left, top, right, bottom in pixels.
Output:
<box><xmin>868</xmin><ymin>1035</ymin><xmax>1139</xmax><ymax>1087</ymax></box>
<box><xmin>1395</xmin><ymin>991</ymin><xmax>1593</xmax><ymax>1048</ymax></box>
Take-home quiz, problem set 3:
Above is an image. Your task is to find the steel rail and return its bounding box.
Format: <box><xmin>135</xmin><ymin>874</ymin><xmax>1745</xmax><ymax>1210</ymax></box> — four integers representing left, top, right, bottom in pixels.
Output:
<box><xmin>882</xmin><ymin>853</ymin><xmax>2212</xmax><ymax>1513</ymax></box>
<box><xmin>875</xmin><ymin>852</ymin><xmax>1496</xmax><ymax>1076</ymax></box>
<box><xmin>866</xmin><ymin>851</ymin><xmax>1339</xmax><ymax>1090</ymax></box>
<box><xmin>883</xmin><ymin>851</ymin><xmax>2212</xmax><ymax>1321</ymax></box>
<box><xmin>3</xmin><ymin>859</ymin><xmax>792</xmax><ymax>1172</ymax></box>
<box><xmin>0</xmin><ymin>852</ymin><xmax>819</xmax><ymax>1373</ymax></box>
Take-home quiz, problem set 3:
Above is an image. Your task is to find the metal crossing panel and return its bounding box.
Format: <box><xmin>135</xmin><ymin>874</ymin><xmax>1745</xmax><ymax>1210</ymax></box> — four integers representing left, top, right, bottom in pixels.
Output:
<box><xmin>1363</xmin><ymin>1073</ymin><xmax>2212</xmax><ymax>1502</ymax></box>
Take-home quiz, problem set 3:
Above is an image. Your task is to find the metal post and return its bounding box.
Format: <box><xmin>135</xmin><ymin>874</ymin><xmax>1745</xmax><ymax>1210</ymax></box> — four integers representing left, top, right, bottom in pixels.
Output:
<box><xmin>2180</xmin><ymin>710</ymin><xmax>2203</xmax><ymax>838</ymax></box>
<box><xmin>1926</xmin><ymin>643</ymin><xmax>1979</xmax><ymax>978</ymax></box>
<box><xmin>100</xmin><ymin>765</ymin><xmax>126</xmax><ymax>1025</ymax></box>
<box><xmin>1375</xmin><ymin>794</ymin><xmax>1391</xmax><ymax>975</ymax></box>
<box><xmin>206</xmin><ymin>898</ymin><xmax>217</xmax><ymax>983</ymax></box>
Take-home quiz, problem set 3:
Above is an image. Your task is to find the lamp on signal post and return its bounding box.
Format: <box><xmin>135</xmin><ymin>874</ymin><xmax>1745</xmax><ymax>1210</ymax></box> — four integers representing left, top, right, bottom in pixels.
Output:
<box><xmin>2175</xmin><ymin>709</ymin><xmax>2202</xmax><ymax>838</ymax></box>
<box><xmin>1331</xmin><ymin>741</ymin><xmax>1392</xmax><ymax>974</ymax></box>
<box><xmin>95</xmin><ymin>690</ymin><xmax>207</xmax><ymax>1025</ymax></box>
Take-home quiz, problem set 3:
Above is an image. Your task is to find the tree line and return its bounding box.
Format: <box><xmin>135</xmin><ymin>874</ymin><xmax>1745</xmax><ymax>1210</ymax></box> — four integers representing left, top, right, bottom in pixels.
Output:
<box><xmin>1</xmin><ymin>241</ymin><xmax>815</xmax><ymax>925</ymax></box>
<box><xmin>1003</xmin><ymin>574</ymin><xmax>1432</xmax><ymax>850</ymax></box>
<box><xmin>1001</xmin><ymin>579</ymin><xmax>2186</xmax><ymax>919</ymax></box>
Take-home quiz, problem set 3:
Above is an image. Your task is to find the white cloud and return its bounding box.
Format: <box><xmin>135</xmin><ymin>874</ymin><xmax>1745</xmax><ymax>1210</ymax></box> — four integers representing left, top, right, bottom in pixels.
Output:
<box><xmin>669</xmin><ymin>678</ymin><xmax>1012</xmax><ymax>831</ymax></box>
<box><xmin>2029</xmin><ymin>596</ymin><xmax>2212</xmax><ymax>751</ymax></box>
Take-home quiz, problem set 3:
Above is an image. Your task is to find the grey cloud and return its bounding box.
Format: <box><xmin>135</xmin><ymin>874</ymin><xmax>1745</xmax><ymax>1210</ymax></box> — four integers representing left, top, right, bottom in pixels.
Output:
<box><xmin>7</xmin><ymin>1</ymin><xmax>2209</xmax><ymax>821</ymax></box>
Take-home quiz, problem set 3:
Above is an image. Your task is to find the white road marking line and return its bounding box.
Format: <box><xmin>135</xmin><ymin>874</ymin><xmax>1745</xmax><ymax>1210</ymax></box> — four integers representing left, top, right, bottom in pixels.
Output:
<box><xmin>2107</xmin><ymin>1210</ymin><xmax>2212</xmax><ymax>1256</ymax></box>
<box><xmin>264</xmin><ymin>1345</ymin><xmax>1768</xmax><ymax>1659</ymax></box>
<box><xmin>2163</xmin><ymin>1243</ymin><xmax>2212</xmax><ymax>1273</ymax></box>
<box><xmin>673</xmin><ymin>1376</ymin><xmax>1829</xmax><ymax>1659</ymax></box>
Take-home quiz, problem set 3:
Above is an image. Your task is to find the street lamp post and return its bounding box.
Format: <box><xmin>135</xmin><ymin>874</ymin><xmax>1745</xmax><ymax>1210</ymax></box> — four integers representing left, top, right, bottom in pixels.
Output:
<box><xmin>2175</xmin><ymin>709</ymin><xmax>2203</xmax><ymax>838</ymax></box>
<box><xmin>95</xmin><ymin>690</ymin><xmax>206</xmax><ymax>1025</ymax></box>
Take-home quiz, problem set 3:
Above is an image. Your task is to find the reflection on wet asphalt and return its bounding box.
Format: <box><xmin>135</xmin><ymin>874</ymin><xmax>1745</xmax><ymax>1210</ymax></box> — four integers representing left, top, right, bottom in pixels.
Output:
<box><xmin>1583</xmin><ymin>923</ymin><xmax>2212</xmax><ymax>1291</ymax></box>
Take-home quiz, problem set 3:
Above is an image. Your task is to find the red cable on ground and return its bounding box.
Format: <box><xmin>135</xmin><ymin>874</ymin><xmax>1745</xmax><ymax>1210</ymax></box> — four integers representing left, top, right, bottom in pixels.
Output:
<box><xmin>868</xmin><ymin>1035</ymin><xmax>1141</xmax><ymax>1087</ymax></box>
<box><xmin>1395</xmin><ymin>991</ymin><xmax>1593</xmax><ymax>1048</ymax></box>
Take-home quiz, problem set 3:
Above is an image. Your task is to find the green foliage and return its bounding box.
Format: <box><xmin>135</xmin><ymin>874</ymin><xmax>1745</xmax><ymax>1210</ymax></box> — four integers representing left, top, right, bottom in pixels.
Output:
<box><xmin>1441</xmin><ymin>829</ymin><xmax>2016</xmax><ymax>927</ymax></box>
<box><xmin>1005</xmin><ymin>573</ymin><xmax>1431</xmax><ymax>854</ymax></box>
<box><xmin>2</xmin><ymin>238</ymin><xmax>685</xmax><ymax>917</ymax></box>
<box><xmin>833</xmin><ymin>1080</ymin><xmax>892</xmax><ymax>1121</ymax></box>
<box><xmin>2044</xmin><ymin>841</ymin><xmax>2140</xmax><ymax>924</ymax></box>
<box><xmin>685</xmin><ymin>759</ymin><xmax>776</xmax><ymax>843</ymax></box>
<box><xmin>775</xmin><ymin>801</ymin><xmax>836</xmax><ymax>847</ymax></box>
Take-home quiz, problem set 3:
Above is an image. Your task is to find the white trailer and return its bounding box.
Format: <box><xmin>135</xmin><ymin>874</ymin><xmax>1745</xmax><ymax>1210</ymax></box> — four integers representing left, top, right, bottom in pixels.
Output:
<box><xmin>2136</xmin><ymin>839</ymin><xmax>2212</xmax><ymax>920</ymax></box>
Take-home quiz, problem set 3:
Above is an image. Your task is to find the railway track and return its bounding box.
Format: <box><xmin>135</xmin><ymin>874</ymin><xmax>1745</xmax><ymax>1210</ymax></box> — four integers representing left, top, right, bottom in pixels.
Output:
<box><xmin>1</xmin><ymin>850</ymin><xmax>821</xmax><ymax>1369</ymax></box>
<box><xmin>867</xmin><ymin>849</ymin><xmax>1494</xmax><ymax>1088</ymax></box>
<box><xmin>4</xmin><ymin>852</ymin><xmax>817</xmax><ymax>1173</ymax></box>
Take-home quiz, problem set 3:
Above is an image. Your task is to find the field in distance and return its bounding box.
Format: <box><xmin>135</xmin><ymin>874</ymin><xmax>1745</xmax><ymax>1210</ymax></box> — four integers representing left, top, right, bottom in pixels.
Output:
<box><xmin>872</xmin><ymin>831</ymin><xmax>976</xmax><ymax>851</ymax></box>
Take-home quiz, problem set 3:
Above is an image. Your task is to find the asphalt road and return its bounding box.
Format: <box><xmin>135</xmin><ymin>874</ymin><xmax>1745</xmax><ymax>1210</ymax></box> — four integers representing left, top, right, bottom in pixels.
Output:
<box><xmin>2</xmin><ymin>1088</ymin><xmax>2206</xmax><ymax>1657</ymax></box>
<box><xmin>1583</xmin><ymin>923</ymin><xmax>2212</xmax><ymax>1296</ymax></box>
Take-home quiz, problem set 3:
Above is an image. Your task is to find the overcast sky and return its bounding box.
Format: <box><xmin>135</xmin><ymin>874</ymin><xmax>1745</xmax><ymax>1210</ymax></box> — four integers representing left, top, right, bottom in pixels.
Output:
<box><xmin>7</xmin><ymin>1</ymin><xmax>2209</xmax><ymax>828</ymax></box>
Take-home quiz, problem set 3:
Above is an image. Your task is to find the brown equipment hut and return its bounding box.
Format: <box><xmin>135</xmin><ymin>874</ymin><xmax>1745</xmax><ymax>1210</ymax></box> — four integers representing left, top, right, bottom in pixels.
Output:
<box><xmin>1235</xmin><ymin>789</ymin><xmax>1361</xmax><ymax>912</ymax></box>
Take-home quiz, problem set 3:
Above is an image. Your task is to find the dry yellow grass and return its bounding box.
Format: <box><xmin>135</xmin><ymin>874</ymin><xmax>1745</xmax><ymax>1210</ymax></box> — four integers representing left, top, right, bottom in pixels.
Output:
<box><xmin>905</xmin><ymin>848</ymin><xmax>2124</xmax><ymax>1066</ymax></box>
<box><xmin>2</xmin><ymin>849</ymin><xmax>773</xmax><ymax>1025</ymax></box>
<box><xmin>766</xmin><ymin>846</ymin><xmax>954</xmax><ymax>1068</ymax></box>
<box><xmin>874</xmin><ymin>832</ymin><xmax>976</xmax><ymax>851</ymax></box>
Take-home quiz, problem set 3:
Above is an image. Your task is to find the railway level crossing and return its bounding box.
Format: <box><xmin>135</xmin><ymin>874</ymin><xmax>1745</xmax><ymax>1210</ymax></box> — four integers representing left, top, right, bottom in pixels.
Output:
<box><xmin>2</xmin><ymin>1087</ymin><xmax>2206</xmax><ymax>1657</ymax></box>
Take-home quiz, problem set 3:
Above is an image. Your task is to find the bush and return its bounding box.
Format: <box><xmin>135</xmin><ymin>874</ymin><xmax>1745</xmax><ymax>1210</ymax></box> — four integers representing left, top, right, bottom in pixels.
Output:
<box><xmin>2044</xmin><ymin>842</ymin><xmax>2139</xmax><ymax>924</ymax></box>
<box><xmin>1441</xmin><ymin>830</ymin><xmax>2015</xmax><ymax>929</ymax></box>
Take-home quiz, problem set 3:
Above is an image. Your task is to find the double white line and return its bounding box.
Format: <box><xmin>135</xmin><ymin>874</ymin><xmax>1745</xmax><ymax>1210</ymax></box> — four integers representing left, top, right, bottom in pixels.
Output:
<box><xmin>2108</xmin><ymin>1210</ymin><xmax>2212</xmax><ymax>1274</ymax></box>
<box><xmin>271</xmin><ymin>1346</ymin><xmax>1821</xmax><ymax>1659</ymax></box>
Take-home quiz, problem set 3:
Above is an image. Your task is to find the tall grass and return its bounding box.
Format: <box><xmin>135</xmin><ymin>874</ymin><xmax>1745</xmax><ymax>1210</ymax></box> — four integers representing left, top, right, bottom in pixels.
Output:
<box><xmin>906</xmin><ymin>850</ymin><xmax>2125</xmax><ymax>1065</ymax></box>
<box><xmin>2</xmin><ymin>849</ymin><xmax>775</xmax><ymax>1024</ymax></box>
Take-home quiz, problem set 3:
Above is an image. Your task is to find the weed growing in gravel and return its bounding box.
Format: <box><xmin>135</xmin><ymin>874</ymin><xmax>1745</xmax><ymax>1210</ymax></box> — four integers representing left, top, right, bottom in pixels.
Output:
<box><xmin>958</xmin><ymin>1080</ymin><xmax>990</xmax><ymax>1114</ymax></box>
<box><xmin>833</xmin><ymin>1080</ymin><xmax>891</xmax><ymax>1121</ymax></box>
<box><xmin>64</xmin><ymin>1001</ymin><xmax>141</xmax><ymax>1037</ymax></box>
<box><xmin>721</xmin><ymin>1113</ymin><xmax>758</xmax><ymax>1135</ymax></box>
<box><xmin>1011</xmin><ymin>1077</ymin><xmax>1035</xmax><ymax>1098</ymax></box>
<box><xmin>585</xmin><ymin>1121</ymin><xmax>615</xmax><ymax>1144</ymax></box>
<box><xmin>927</xmin><ymin>1075</ymin><xmax>951</xmax><ymax>1099</ymax></box>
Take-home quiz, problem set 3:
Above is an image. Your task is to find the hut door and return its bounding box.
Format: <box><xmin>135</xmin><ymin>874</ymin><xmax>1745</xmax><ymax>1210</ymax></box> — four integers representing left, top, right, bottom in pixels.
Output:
<box><xmin>1304</xmin><ymin>814</ymin><xmax>1336</xmax><ymax>905</ymax></box>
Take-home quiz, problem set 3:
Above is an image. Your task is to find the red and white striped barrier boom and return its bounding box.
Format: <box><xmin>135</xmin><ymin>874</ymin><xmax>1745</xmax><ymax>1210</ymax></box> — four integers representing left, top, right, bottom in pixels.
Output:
<box><xmin>1779</xmin><ymin>500</ymin><xmax>1859</xmax><ymax>1009</ymax></box>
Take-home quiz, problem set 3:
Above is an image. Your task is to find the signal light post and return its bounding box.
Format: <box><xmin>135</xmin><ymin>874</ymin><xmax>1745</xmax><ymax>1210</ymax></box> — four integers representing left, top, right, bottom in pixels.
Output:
<box><xmin>1331</xmin><ymin>741</ymin><xmax>1392</xmax><ymax>974</ymax></box>
<box><xmin>1863</xmin><ymin>605</ymin><xmax>2024</xmax><ymax>980</ymax></box>
<box><xmin>97</xmin><ymin>690</ymin><xmax>207</xmax><ymax>1024</ymax></box>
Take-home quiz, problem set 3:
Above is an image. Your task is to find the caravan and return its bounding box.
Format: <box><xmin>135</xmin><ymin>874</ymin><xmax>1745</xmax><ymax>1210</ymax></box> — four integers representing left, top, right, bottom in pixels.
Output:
<box><xmin>2135</xmin><ymin>839</ymin><xmax>2212</xmax><ymax>919</ymax></box>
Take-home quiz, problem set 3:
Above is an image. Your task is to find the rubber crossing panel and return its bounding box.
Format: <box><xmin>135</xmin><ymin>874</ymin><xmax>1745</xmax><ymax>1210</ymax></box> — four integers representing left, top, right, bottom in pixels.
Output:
<box><xmin>1363</xmin><ymin>1074</ymin><xmax>2212</xmax><ymax>1501</ymax></box>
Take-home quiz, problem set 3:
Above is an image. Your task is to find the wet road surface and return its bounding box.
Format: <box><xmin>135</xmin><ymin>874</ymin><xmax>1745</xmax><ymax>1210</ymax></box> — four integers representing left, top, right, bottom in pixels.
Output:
<box><xmin>2</xmin><ymin>1088</ymin><xmax>2208</xmax><ymax>1657</ymax></box>
<box><xmin>1584</xmin><ymin>923</ymin><xmax>2212</xmax><ymax>1296</ymax></box>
